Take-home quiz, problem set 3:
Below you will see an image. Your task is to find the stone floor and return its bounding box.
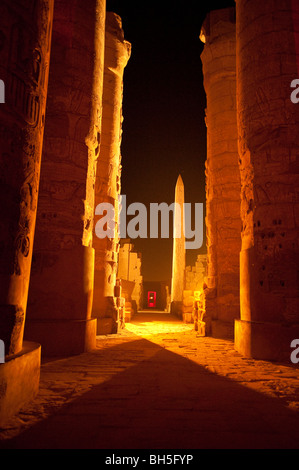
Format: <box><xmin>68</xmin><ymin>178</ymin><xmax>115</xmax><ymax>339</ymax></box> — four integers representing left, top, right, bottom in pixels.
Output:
<box><xmin>0</xmin><ymin>310</ymin><xmax>299</xmax><ymax>449</ymax></box>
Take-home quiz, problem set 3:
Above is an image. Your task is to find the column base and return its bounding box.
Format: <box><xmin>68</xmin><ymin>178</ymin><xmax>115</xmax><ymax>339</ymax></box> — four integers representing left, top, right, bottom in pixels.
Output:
<box><xmin>0</xmin><ymin>341</ymin><xmax>40</xmax><ymax>427</ymax></box>
<box><xmin>211</xmin><ymin>320</ymin><xmax>234</xmax><ymax>340</ymax></box>
<box><xmin>170</xmin><ymin>301</ymin><xmax>183</xmax><ymax>318</ymax></box>
<box><xmin>235</xmin><ymin>319</ymin><xmax>299</xmax><ymax>362</ymax></box>
<box><xmin>93</xmin><ymin>296</ymin><xmax>119</xmax><ymax>335</ymax></box>
<box><xmin>96</xmin><ymin>317</ymin><xmax>118</xmax><ymax>335</ymax></box>
<box><xmin>24</xmin><ymin>318</ymin><xmax>96</xmax><ymax>356</ymax></box>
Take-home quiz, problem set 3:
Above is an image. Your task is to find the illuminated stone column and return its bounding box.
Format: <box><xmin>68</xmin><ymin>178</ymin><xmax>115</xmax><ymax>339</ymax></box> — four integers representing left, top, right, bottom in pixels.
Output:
<box><xmin>0</xmin><ymin>0</ymin><xmax>53</xmax><ymax>424</ymax></box>
<box><xmin>235</xmin><ymin>0</ymin><xmax>299</xmax><ymax>360</ymax></box>
<box><xmin>25</xmin><ymin>0</ymin><xmax>106</xmax><ymax>355</ymax></box>
<box><xmin>200</xmin><ymin>7</ymin><xmax>241</xmax><ymax>338</ymax></box>
<box><xmin>171</xmin><ymin>174</ymin><xmax>186</xmax><ymax>316</ymax></box>
<box><xmin>92</xmin><ymin>12</ymin><xmax>131</xmax><ymax>335</ymax></box>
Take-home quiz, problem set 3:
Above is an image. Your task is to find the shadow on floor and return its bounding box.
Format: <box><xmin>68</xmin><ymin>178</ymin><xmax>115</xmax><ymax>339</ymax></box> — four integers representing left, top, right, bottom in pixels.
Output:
<box><xmin>1</xmin><ymin>336</ymin><xmax>299</xmax><ymax>449</ymax></box>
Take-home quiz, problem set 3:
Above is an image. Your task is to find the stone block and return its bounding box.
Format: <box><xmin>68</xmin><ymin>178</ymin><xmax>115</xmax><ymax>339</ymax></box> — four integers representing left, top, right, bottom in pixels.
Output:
<box><xmin>0</xmin><ymin>342</ymin><xmax>40</xmax><ymax>427</ymax></box>
<box><xmin>183</xmin><ymin>313</ymin><xmax>194</xmax><ymax>324</ymax></box>
<box><xmin>196</xmin><ymin>321</ymin><xmax>206</xmax><ymax>336</ymax></box>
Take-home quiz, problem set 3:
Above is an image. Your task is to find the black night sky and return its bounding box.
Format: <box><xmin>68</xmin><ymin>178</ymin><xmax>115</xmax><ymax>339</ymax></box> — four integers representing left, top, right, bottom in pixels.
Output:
<box><xmin>106</xmin><ymin>0</ymin><xmax>235</xmax><ymax>282</ymax></box>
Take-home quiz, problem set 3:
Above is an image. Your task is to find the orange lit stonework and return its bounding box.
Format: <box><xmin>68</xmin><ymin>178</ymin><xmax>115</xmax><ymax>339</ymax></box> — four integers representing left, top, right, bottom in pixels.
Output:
<box><xmin>0</xmin><ymin>0</ymin><xmax>298</xmax><ymax>446</ymax></box>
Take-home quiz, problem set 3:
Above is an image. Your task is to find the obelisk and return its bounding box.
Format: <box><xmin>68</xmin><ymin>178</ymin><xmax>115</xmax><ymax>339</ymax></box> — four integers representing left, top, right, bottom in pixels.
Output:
<box><xmin>171</xmin><ymin>175</ymin><xmax>185</xmax><ymax>316</ymax></box>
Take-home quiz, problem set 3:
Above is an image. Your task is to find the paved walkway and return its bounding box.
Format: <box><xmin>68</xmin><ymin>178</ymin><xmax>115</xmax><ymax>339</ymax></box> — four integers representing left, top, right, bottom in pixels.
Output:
<box><xmin>0</xmin><ymin>310</ymin><xmax>299</xmax><ymax>449</ymax></box>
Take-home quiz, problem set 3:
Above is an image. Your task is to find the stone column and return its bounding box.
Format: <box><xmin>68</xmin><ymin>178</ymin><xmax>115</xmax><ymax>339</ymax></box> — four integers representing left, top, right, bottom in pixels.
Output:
<box><xmin>171</xmin><ymin>174</ymin><xmax>186</xmax><ymax>316</ymax></box>
<box><xmin>92</xmin><ymin>12</ymin><xmax>131</xmax><ymax>335</ymax></box>
<box><xmin>292</xmin><ymin>0</ymin><xmax>299</xmax><ymax>75</ymax></box>
<box><xmin>235</xmin><ymin>0</ymin><xmax>299</xmax><ymax>360</ymax></box>
<box><xmin>0</xmin><ymin>0</ymin><xmax>53</xmax><ymax>425</ymax></box>
<box><xmin>200</xmin><ymin>7</ymin><xmax>241</xmax><ymax>338</ymax></box>
<box><xmin>25</xmin><ymin>0</ymin><xmax>106</xmax><ymax>356</ymax></box>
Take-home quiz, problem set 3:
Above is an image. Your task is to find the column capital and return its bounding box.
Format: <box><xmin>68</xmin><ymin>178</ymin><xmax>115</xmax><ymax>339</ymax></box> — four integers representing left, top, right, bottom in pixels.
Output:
<box><xmin>105</xmin><ymin>12</ymin><xmax>132</xmax><ymax>72</ymax></box>
<box><xmin>200</xmin><ymin>6</ymin><xmax>236</xmax><ymax>45</ymax></box>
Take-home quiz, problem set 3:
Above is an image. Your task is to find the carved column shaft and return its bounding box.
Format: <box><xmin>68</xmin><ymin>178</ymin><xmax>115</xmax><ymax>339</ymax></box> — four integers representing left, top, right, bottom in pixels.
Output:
<box><xmin>235</xmin><ymin>0</ymin><xmax>299</xmax><ymax>360</ymax></box>
<box><xmin>200</xmin><ymin>7</ymin><xmax>241</xmax><ymax>333</ymax></box>
<box><xmin>0</xmin><ymin>0</ymin><xmax>54</xmax><ymax>355</ymax></box>
<box><xmin>25</xmin><ymin>0</ymin><xmax>106</xmax><ymax>355</ymax></box>
<box><xmin>93</xmin><ymin>12</ymin><xmax>131</xmax><ymax>335</ymax></box>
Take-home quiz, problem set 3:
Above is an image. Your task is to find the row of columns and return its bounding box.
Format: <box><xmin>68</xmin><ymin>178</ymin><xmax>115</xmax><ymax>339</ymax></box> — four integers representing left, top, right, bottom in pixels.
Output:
<box><xmin>0</xmin><ymin>0</ymin><xmax>131</xmax><ymax>423</ymax></box>
<box><xmin>200</xmin><ymin>0</ymin><xmax>299</xmax><ymax>360</ymax></box>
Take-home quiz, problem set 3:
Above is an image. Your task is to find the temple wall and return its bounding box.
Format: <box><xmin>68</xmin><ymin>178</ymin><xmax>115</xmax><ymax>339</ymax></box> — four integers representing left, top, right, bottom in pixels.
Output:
<box><xmin>117</xmin><ymin>241</ymin><xmax>143</xmax><ymax>317</ymax></box>
<box><xmin>185</xmin><ymin>254</ymin><xmax>207</xmax><ymax>293</ymax></box>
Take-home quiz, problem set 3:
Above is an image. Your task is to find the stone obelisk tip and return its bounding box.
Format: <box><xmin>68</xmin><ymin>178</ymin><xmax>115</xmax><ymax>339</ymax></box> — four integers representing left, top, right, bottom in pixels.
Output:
<box><xmin>171</xmin><ymin>173</ymin><xmax>186</xmax><ymax>315</ymax></box>
<box><xmin>176</xmin><ymin>174</ymin><xmax>183</xmax><ymax>186</ymax></box>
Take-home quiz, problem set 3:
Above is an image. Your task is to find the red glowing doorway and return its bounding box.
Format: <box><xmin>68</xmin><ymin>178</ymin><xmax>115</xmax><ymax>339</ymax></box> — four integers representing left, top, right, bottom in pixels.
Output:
<box><xmin>147</xmin><ymin>291</ymin><xmax>156</xmax><ymax>308</ymax></box>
